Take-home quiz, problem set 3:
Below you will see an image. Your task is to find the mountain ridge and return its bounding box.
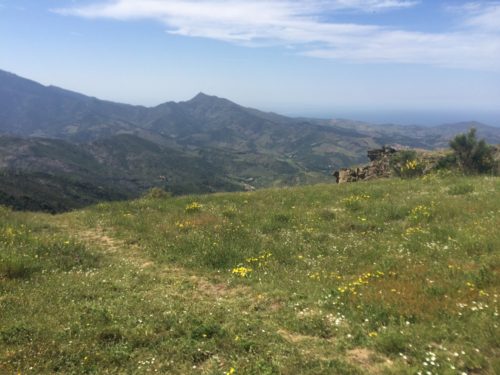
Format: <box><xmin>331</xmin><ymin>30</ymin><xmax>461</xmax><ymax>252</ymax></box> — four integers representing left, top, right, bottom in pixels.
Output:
<box><xmin>2</xmin><ymin>68</ymin><xmax>499</xmax><ymax>142</ymax></box>
<box><xmin>1</xmin><ymin>68</ymin><xmax>500</xmax><ymax>212</ymax></box>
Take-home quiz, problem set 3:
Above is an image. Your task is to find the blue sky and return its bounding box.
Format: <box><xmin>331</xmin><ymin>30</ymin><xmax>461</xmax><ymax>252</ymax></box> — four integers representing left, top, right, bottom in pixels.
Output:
<box><xmin>1</xmin><ymin>0</ymin><xmax>500</xmax><ymax>125</ymax></box>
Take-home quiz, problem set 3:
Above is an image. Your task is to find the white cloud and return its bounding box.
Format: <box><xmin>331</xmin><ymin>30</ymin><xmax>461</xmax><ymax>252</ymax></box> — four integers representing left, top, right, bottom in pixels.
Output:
<box><xmin>462</xmin><ymin>2</ymin><xmax>500</xmax><ymax>32</ymax></box>
<box><xmin>304</xmin><ymin>31</ymin><xmax>500</xmax><ymax>70</ymax></box>
<box><xmin>54</xmin><ymin>0</ymin><xmax>500</xmax><ymax>70</ymax></box>
<box><xmin>446</xmin><ymin>2</ymin><xmax>500</xmax><ymax>31</ymax></box>
<box><xmin>331</xmin><ymin>0</ymin><xmax>419</xmax><ymax>11</ymax></box>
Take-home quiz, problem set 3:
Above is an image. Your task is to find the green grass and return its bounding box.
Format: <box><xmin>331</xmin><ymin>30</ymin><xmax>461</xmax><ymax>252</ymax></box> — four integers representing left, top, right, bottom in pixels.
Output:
<box><xmin>1</xmin><ymin>175</ymin><xmax>499</xmax><ymax>374</ymax></box>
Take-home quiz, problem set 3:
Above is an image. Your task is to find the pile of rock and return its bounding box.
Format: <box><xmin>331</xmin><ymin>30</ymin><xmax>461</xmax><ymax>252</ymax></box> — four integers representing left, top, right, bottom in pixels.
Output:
<box><xmin>333</xmin><ymin>146</ymin><xmax>397</xmax><ymax>184</ymax></box>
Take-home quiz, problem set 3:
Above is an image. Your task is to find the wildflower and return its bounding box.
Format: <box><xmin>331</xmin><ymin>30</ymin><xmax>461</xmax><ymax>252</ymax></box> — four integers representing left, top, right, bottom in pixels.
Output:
<box><xmin>185</xmin><ymin>202</ymin><xmax>203</xmax><ymax>213</ymax></box>
<box><xmin>309</xmin><ymin>272</ymin><xmax>321</xmax><ymax>280</ymax></box>
<box><xmin>226</xmin><ymin>368</ymin><xmax>236</xmax><ymax>375</ymax></box>
<box><xmin>405</xmin><ymin>159</ymin><xmax>418</xmax><ymax>170</ymax></box>
<box><xmin>405</xmin><ymin>226</ymin><xmax>425</xmax><ymax>235</ymax></box>
<box><xmin>368</xmin><ymin>331</ymin><xmax>378</xmax><ymax>337</ymax></box>
<box><xmin>245</xmin><ymin>252</ymin><xmax>272</xmax><ymax>267</ymax></box>
<box><xmin>231</xmin><ymin>266</ymin><xmax>252</xmax><ymax>277</ymax></box>
<box><xmin>409</xmin><ymin>205</ymin><xmax>431</xmax><ymax>221</ymax></box>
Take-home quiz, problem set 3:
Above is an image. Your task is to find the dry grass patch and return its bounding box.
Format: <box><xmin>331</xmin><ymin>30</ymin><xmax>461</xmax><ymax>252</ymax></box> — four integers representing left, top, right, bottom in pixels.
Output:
<box><xmin>347</xmin><ymin>348</ymin><xmax>394</xmax><ymax>374</ymax></box>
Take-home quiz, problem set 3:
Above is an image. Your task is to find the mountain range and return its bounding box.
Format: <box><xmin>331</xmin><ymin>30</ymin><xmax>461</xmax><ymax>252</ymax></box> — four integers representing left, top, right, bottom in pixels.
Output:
<box><xmin>1</xmin><ymin>69</ymin><xmax>500</xmax><ymax>212</ymax></box>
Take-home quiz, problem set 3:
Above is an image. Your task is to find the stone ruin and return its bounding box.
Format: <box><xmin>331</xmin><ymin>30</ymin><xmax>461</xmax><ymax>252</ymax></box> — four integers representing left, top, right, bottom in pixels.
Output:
<box><xmin>333</xmin><ymin>146</ymin><xmax>398</xmax><ymax>184</ymax></box>
<box><xmin>333</xmin><ymin>144</ymin><xmax>500</xmax><ymax>183</ymax></box>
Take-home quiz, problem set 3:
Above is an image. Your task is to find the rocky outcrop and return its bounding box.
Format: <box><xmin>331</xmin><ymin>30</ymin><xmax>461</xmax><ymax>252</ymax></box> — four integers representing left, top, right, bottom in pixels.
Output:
<box><xmin>334</xmin><ymin>144</ymin><xmax>500</xmax><ymax>184</ymax></box>
<box><xmin>333</xmin><ymin>146</ymin><xmax>397</xmax><ymax>184</ymax></box>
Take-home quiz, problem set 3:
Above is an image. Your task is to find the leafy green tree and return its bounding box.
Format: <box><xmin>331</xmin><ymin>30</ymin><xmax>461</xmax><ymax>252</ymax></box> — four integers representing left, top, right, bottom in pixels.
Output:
<box><xmin>449</xmin><ymin>128</ymin><xmax>496</xmax><ymax>174</ymax></box>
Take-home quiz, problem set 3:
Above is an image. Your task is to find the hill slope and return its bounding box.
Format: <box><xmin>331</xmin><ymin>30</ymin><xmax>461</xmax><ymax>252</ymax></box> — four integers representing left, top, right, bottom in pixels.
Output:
<box><xmin>1</xmin><ymin>176</ymin><xmax>499</xmax><ymax>374</ymax></box>
<box><xmin>0</xmin><ymin>135</ymin><xmax>250</xmax><ymax>212</ymax></box>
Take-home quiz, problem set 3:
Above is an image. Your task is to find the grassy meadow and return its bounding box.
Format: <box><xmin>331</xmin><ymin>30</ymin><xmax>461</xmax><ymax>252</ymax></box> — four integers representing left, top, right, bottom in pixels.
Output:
<box><xmin>1</xmin><ymin>174</ymin><xmax>499</xmax><ymax>374</ymax></box>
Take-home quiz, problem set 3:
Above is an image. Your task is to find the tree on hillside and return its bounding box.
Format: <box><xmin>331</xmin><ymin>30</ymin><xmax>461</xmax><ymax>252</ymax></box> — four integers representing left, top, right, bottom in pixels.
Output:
<box><xmin>449</xmin><ymin>128</ymin><xmax>496</xmax><ymax>174</ymax></box>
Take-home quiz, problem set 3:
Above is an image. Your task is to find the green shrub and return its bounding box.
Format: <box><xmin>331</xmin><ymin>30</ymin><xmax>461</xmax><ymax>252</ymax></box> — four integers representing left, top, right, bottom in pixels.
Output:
<box><xmin>450</xmin><ymin>128</ymin><xmax>497</xmax><ymax>174</ymax></box>
<box><xmin>436</xmin><ymin>153</ymin><xmax>457</xmax><ymax>170</ymax></box>
<box><xmin>390</xmin><ymin>150</ymin><xmax>425</xmax><ymax>178</ymax></box>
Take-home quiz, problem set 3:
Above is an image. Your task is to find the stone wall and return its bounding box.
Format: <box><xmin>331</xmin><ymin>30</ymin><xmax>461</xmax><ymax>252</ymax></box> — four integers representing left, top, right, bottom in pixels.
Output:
<box><xmin>333</xmin><ymin>146</ymin><xmax>397</xmax><ymax>184</ymax></box>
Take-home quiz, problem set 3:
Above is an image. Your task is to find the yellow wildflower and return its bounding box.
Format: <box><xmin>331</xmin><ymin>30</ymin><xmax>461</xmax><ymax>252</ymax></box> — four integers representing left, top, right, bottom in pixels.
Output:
<box><xmin>231</xmin><ymin>267</ymin><xmax>252</xmax><ymax>277</ymax></box>
<box><xmin>185</xmin><ymin>202</ymin><xmax>203</xmax><ymax>213</ymax></box>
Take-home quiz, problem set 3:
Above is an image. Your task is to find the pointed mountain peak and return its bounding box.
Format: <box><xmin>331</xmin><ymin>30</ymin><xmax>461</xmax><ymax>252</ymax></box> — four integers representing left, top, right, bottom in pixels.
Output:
<box><xmin>193</xmin><ymin>92</ymin><xmax>210</xmax><ymax>99</ymax></box>
<box><xmin>185</xmin><ymin>92</ymin><xmax>240</xmax><ymax>110</ymax></box>
<box><xmin>189</xmin><ymin>92</ymin><xmax>220</xmax><ymax>102</ymax></box>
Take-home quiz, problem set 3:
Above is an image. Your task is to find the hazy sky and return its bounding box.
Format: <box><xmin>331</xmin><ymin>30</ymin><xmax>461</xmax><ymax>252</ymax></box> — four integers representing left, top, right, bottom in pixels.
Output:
<box><xmin>1</xmin><ymin>0</ymin><xmax>500</xmax><ymax>124</ymax></box>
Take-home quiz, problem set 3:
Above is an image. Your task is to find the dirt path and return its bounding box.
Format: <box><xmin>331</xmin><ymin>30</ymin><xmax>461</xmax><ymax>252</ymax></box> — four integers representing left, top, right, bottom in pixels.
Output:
<box><xmin>54</xmin><ymin>221</ymin><xmax>249</xmax><ymax>300</ymax></box>
<box><xmin>69</xmin><ymin>226</ymin><xmax>153</xmax><ymax>268</ymax></box>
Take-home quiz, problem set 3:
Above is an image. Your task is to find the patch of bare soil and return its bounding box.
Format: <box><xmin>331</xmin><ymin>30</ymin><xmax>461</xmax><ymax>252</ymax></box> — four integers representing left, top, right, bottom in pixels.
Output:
<box><xmin>347</xmin><ymin>348</ymin><xmax>393</xmax><ymax>374</ymax></box>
